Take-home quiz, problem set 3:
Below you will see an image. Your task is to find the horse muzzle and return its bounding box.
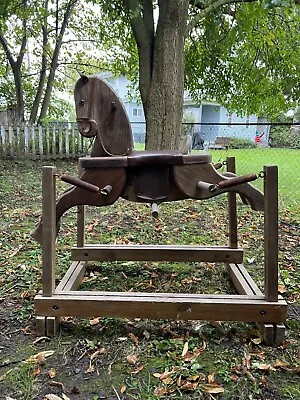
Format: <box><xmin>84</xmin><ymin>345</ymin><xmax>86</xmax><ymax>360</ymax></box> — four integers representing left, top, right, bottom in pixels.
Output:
<box><xmin>77</xmin><ymin>117</ymin><xmax>97</xmax><ymax>138</ymax></box>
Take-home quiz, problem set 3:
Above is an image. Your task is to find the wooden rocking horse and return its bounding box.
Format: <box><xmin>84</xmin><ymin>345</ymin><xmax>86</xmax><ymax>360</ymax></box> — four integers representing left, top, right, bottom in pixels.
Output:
<box><xmin>32</xmin><ymin>75</ymin><xmax>287</xmax><ymax>345</ymax></box>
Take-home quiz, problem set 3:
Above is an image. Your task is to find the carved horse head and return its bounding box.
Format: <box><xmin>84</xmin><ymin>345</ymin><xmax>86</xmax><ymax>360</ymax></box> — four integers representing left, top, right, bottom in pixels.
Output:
<box><xmin>74</xmin><ymin>74</ymin><xmax>133</xmax><ymax>157</ymax></box>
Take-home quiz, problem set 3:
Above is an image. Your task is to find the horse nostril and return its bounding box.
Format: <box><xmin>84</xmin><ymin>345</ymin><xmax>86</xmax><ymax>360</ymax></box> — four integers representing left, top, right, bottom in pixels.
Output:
<box><xmin>79</xmin><ymin>99</ymin><xmax>85</xmax><ymax>106</ymax></box>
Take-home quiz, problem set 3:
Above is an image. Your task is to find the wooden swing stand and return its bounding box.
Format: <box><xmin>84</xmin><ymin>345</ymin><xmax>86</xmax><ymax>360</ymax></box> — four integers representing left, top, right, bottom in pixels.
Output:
<box><xmin>34</xmin><ymin>157</ymin><xmax>287</xmax><ymax>345</ymax></box>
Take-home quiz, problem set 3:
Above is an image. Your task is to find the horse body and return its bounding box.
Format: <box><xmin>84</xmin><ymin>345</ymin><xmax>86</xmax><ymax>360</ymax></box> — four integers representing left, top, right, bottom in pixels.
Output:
<box><xmin>31</xmin><ymin>75</ymin><xmax>264</xmax><ymax>245</ymax></box>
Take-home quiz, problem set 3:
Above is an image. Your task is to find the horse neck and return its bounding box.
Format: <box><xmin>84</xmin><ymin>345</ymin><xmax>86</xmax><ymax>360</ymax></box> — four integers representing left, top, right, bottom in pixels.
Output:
<box><xmin>90</xmin><ymin>135</ymin><xmax>107</xmax><ymax>157</ymax></box>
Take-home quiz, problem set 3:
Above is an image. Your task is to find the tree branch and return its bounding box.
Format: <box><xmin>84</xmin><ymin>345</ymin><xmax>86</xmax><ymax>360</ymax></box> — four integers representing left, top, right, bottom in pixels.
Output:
<box><xmin>0</xmin><ymin>31</ymin><xmax>15</xmax><ymax>66</ymax></box>
<box><xmin>187</xmin><ymin>0</ymin><xmax>256</xmax><ymax>32</ymax></box>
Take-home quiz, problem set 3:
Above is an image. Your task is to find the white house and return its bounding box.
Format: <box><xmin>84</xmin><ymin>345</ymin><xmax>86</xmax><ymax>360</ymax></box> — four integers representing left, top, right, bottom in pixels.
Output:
<box><xmin>103</xmin><ymin>75</ymin><xmax>270</xmax><ymax>146</ymax></box>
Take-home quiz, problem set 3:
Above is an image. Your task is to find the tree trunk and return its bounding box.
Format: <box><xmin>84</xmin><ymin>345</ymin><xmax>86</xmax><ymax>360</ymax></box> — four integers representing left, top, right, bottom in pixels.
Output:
<box><xmin>30</xmin><ymin>0</ymin><xmax>49</xmax><ymax>123</ymax></box>
<box><xmin>144</xmin><ymin>0</ymin><xmax>189</xmax><ymax>150</ymax></box>
<box><xmin>0</xmin><ymin>30</ymin><xmax>26</xmax><ymax>123</ymax></box>
<box><xmin>38</xmin><ymin>0</ymin><xmax>77</xmax><ymax>122</ymax></box>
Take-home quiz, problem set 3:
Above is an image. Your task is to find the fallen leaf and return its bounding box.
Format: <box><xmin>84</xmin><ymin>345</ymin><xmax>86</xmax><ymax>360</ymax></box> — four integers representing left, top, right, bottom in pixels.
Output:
<box><xmin>253</xmin><ymin>363</ymin><xmax>275</xmax><ymax>372</ymax></box>
<box><xmin>131</xmin><ymin>364</ymin><xmax>144</xmax><ymax>375</ymax></box>
<box><xmin>180</xmin><ymin>380</ymin><xmax>198</xmax><ymax>390</ymax></box>
<box><xmin>127</xmin><ymin>354</ymin><xmax>137</xmax><ymax>365</ymax></box>
<box><xmin>116</xmin><ymin>337</ymin><xmax>128</xmax><ymax>342</ymax></box>
<box><xmin>91</xmin><ymin>348</ymin><xmax>106</xmax><ymax>361</ymax></box>
<box><xmin>33</xmin><ymin>336</ymin><xmax>50</xmax><ymax>345</ymax></box>
<box><xmin>154</xmin><ymin>387</ymin><xmax>167</xmax><ymax>396</ymax></box>
<box><xmin>278</xmin><ymin>285</ymin><xmax>287</xmax><ymax>294</ymax></box>
<box><xmin>32</xmin><ymin>366</ymin><xmax>41</xmax><ymax>377</ymax></box>
<box><xmin>230</xmin><ymin>374</ymin><xmax>239</xmax><ymax>381</ymax></box>
<box><xmin>201</xmin><ymin>383</ymin><xmax>225</xmax><ymax>394</ymax></box>
<box><xmin>162</xmin><ymin>377</ymin><xmax>174</xmax><ymax>385</ymax></box>
<box><xmin>89</xmin><ymin>317</ymin><xmax>100</xmax><ymax>326</ymax></box>
<box><xmin>186</xmin><ymin>374</ymin><xmax>199</xmax><ymax>381</ymax></box>
<box><xmin>181</xmin><ymin>341</ymin><xmax>189</xmax><ymax>357</ymax></box>
<box><xmin>128</xmin><ymin>333</ymin><xmax>139</xmax><ymax>346</ymax></box>
<box><xmin>44</xmin><ymin>395</ymin><xmax>62</xmax><ymax>400</ymax></box>
<box><xmin>85</xmin><ymin>365</ymin><xmax>95</xmax><ymax>373</ymax></box>
<box><xmin>120</xmin><ymin>385</ymin><xmax>126</xmax><ymax>393</ymax></box>
<box><xmin>159</xmin><ymin>369</ymin><xmax>175</xmax><ymax>381</ymax></box>
<box><xmin>25</xmin><ymin>350</ymin><xmax>55</xmax><ymax>364</ymax></box>
<box><xmin>48</xmin><ymin>368</ymin><xmax>56</xmax><ymax>379</ymax></box>
<box><xmin>207</xmin><ymin>372</ymin><xmax>215</xmax><ymax>384</ymax></box>
<box><xmin>251</xmin><ymin>337</ymin><xmax>262</xmax><ymax>345</ymax></box>
<box><xmin>273</xmin><ymin>359</ymin><xmax>290</xmax><ymax>369</ymax></box>
<box><xmin>153</xmin><ymin>372</ymin><xmax>162</xmax><ymax>378</ymax></box>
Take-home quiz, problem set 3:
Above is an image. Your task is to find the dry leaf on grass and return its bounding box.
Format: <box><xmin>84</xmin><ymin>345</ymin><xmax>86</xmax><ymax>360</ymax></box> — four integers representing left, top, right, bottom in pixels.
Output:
<box><xmin>131</xmin><ymin>364</ymin><xmax>144</xmax><ymax>375</ymax></box>
<box><xmin>180</xmin><ymin>380</ymin><xmax>198</xmax><ymax>390</ymax></box>
<box><xmin>48</xmin><ymin>368</ymin><xmax>56</xmax><ymax>379</ymax></box>
<box><xmin>89</xmin><ymin>317</ymin><xmax>101</xmax><ymax>326</ymax></box>
<box><xmin>201</xmin><ymin>383</ymin><xmax>225</xmax><ymax>394</ymax></box>
<box><xmin>154</xmin><ymin>387</ymin><xmax>167</xmax><ymax>396</ymax></box>
<box><xmin>32</xmin><ymin>366</ymin><xmax>41</xmax><ymax>377</ymax></box>
<box><xmin>128</xmin><ymin>332</ymin><xmax>139</xmax><ymax>345</ymax></box>
<box><xmin>25</xmin><ymin>350</ymin><xmax>55</xmax><ymax>364</ymax></box>
<box><xmin>120</xmin><ymin>385</ymin><xmax>126</xmax><ymax>393</ymax></box>
<box><xmin>127</xmin><ymin>354</ymin><xmax>137</xmax><ymax>365</ymax></box>
<box><xmin>181</xmin><ymin>341</ymin><xmax>189</xmax><ymax>357</ymax></box>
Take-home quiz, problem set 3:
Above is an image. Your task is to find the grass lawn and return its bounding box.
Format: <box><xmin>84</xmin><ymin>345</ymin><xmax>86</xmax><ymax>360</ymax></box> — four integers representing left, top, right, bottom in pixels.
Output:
<box><xmin>135</xmin><ymin>143</ymin><xmax>300</xmax><ymax>211</ymax></box>
<box><xmin>207</xmin><ymin>147</ymin><xmax>300</xmax><ymax>211</ymax></box>
<box><xmin>0</xmin><ymin>156</ymin><xmax>299</xmax><ymax>400</ymax></box>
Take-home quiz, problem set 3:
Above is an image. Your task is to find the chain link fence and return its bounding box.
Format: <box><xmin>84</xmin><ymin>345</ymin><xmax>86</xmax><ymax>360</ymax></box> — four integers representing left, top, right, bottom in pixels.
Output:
<box><xmin>0</xmin><ymin>121</ymin><xmax>299</xmax><ymax>207</ymax></box>
<box><xmin>131</xmin><ymin>122</ymin><xmax>300</xmax><ymax>207</ymax></box>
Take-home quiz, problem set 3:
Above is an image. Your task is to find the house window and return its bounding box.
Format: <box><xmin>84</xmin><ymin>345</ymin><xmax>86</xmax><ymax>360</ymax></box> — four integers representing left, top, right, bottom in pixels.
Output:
<box><xmin>246</xmin><ymin>116</ymin><xmax>250</xmax><ymax>128</ymax></box>
<box><xmin>227</xmin><ymin>114</ymin><xmax>232</xmax><ymax>127</ymax></box>
<box><xmin>132</xmin><ymin>107</ymin><xmax>143</xmax><ymax>117</ymax></box>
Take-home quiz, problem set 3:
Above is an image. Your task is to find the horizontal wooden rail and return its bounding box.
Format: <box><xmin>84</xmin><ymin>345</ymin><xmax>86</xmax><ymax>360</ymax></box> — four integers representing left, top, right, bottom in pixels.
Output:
<box><xmin>71</xmin><ymin>244</ymin><xmax>243</xmax><ymax>263</ymax></box>
<box><xmin>35</xmin><ymin>292</ymin><xmax>287</xmax><ymax>322</ymax></box>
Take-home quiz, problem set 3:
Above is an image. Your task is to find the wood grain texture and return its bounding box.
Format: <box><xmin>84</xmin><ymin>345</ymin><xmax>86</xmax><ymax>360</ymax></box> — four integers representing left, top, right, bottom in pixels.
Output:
<box><xmin>71</xmin><ymin>245</ymin><xmax>243</xmax><ymax>263</ymax></box>
<box><xmin>74</xmin><ymin>76</ymin><xmax>133</xmax><ymax>156</ymax></box>
<box><xmin>174</xmin><ymin>163</ymin><xmax>264</xmax><ymax>211</ymax></box>
<box><xmin>35</xmin><ymin>292</ymin><xmax>287</xmax><ymax>322</ymax></box>
<box><xmin>227</xmin><ymin>157</ymin><xmax>238</xmax><ymax>248</ymax></box>
<box><xmin>55</xmin><ymin>261</ymin><xmax>86</xmax><ymax>292</ymax></box>
<box><xmin>264</xmin><ymin>166</ymin><xmax>279</xmax><ymax>302</ymax></box>
<box><xmin>228</xmin><ymin>263</ymin><xmax>263</xmax><ymax>296</ymax></box>
<box><xmin>42</xmin><ymin>166</ymin><xmax>56</xmax><ymax>296</ymax></box>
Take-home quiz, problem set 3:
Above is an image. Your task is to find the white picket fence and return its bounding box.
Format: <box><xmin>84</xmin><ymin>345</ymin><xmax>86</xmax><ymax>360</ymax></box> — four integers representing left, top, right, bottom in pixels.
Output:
<box><xmin>0</xmin><ymin>123</ymin><xmax>91</xmax><ymax>159</ymax></box>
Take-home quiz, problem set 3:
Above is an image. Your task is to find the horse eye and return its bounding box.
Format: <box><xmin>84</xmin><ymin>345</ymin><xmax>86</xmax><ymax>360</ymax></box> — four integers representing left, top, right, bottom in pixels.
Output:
<box><xmin>79</xmin><ymin>99</ymin><xmax>85</xmax><ymax>106</ymax></box>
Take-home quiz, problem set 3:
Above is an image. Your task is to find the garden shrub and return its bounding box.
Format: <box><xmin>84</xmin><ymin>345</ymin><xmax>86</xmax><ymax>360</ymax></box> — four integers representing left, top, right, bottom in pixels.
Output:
<box><xmin>269</xmin><ymin>114</ymin><xmax>300</xmax><ymax>149</ymax></box>
<box><xmin>229</xmin><ymin>137</ymin><xmax>256</xmax><ymax>149</ymax></box>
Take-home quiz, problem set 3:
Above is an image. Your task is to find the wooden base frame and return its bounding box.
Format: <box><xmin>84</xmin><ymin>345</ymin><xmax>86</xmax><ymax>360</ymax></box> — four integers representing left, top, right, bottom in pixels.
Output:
<box><xmin>34</xmin><ymin>159</ymin><xmax>287</xmax><ymax>345</ymax></box>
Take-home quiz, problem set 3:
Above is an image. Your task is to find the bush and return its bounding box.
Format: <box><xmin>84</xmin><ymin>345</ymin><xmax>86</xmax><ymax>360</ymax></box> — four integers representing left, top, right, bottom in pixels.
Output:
<box><xmin>269</xmin><ymin>127</ymin><xmax>300</xmax><ymax>149</ymax></box>
<box><xmin>269</xmin><ymin>114</ymin><xmax>300</xmax><ymax>149</ymax></box>
<box><xmin>229</xmin><ymin>137</ymin><xmax>256</xmax><ymax>149</ymax></box>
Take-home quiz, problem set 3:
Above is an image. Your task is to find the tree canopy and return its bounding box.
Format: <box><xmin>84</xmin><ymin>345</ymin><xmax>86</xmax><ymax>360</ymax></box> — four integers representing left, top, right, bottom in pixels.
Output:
<box><xmin>0</xmin><ymin>0</ymin><xmax>105</xmax><ymax>123</ymax></box>
<box><xmin>0</xmin><ymin>0</ymin><xmax>299</xmax><ymax>149</ymax></box>
<box><xmin>97</xmin><ymin>0</ymin><xmax>300</xmax><ymax>118</ymax></box>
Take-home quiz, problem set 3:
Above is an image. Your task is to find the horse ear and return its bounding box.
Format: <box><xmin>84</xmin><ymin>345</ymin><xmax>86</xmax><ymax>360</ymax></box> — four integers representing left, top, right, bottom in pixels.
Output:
<box><xmin>78</xmin><ymin>71</ymin><xmax>89</xmax><ymax>84</ymax></box>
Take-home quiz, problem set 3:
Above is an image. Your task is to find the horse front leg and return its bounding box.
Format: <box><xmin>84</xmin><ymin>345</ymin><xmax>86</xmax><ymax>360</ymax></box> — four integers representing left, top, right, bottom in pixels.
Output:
<box><xmin>31</xmin><ymin>168</ymin><xmax>126</xmax><ymax>245</ymax></box>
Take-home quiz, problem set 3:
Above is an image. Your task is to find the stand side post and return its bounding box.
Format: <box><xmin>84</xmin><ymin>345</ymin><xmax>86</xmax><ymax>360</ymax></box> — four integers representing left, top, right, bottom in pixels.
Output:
<box><xmin>42</xmin><ymin>166</ymin><xmax>56</xmax><ymax>296</ymax></box>
<box><xmin>77</xmin><ymin>161</ymin><xmax>85</xmax><ymax>247</ymax></box>
<box><xmin>227</xmin><ymin>156</ymin><xmax>238</xmax><ymax>248</ymax></box>
<box><xmin>264</xmin><ymin>165</ymin><xmax>278</xmax><ymax>302</ymax></box>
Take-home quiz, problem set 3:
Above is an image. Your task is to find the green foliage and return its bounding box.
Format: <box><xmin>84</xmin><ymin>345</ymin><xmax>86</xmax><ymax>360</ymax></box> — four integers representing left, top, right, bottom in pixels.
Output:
<box><xmin>185</xmin><ymin>2</ymin><xmax>300</xmax><ymax>118</ymax></box>
<box><xmin>269</xmin><ymin>114</ymin><xmax>300</xmax><ymax>148</ymax></box>
<box><xmin>229</xmin><ymin>137</ymin><xmax>256</xmax><ymax>149</ymax></box>
<box><xmin>269</xmin><ymin>127</ymin><xmax>300</xmax><ymax>148</ymax></box>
